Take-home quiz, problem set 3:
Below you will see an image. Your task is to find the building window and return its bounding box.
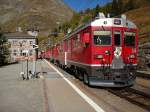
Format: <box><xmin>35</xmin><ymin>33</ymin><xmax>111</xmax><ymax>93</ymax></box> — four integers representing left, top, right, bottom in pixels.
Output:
<box><xmin>20</xmin><ymin>50</ymin><xmax>22</xmax><ymax>56</ymax></box>
<box><xmin>13</xmin><ymin>50</ymin><xmax>17</xmax><ymax>56</ymax></box>
<box><xmin>22</xmin><ymin>40</ymin><xmax>27</xmax><ymax>46</ymax></box>
<box><xmin>12</xmin><ymin>40</ymin><xmax>18</xmax><ymax>46</ymax></box>
<box><xmin>19</xmin><ymin>42</ymin><xmax>23</xmax><ymax>47</ymax></box>
<box><xmin>29</xmin><ymin>50</ymin><xmax>33</xmax><ymax>56</ymax></box>
<box><xmin>30</xmin><ymin>41</ymin><xmax>33</xmax><ymax>45</ymax></box>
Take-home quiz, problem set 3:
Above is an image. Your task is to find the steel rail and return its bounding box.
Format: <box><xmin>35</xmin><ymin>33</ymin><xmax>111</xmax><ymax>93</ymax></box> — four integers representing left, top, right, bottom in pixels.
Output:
<box><xmin>108</xmin><ymin>88</ymin><xmax>150</xmax><ymax>111</ymax></box>
<box><xmin>136</xmin><ymin>71</ymin><xmax>150</xmax><ymax>79</ymax></box>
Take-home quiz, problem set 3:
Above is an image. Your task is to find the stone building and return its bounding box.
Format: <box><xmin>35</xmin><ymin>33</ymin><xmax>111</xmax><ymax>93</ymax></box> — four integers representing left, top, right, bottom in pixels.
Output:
<box><xmin>5</xmin><ymin>32</ymin><xmax>38</xmax><ymax>62</ymax></box>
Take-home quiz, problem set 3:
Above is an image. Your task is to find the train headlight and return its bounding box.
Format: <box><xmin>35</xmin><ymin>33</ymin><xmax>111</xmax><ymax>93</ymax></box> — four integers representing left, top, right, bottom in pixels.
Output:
<box><xmin>129</xmin><ymin>54</ymin><xmax>135</xmax><ymax>59</ymax></box>
<box><xmin>105</xmin><ymin>50</ymin><xmax>110</xmax><ymax>55</ymax></box>
<box><xmin>95</xmin><ymin>54</ymin><xmax>103</xmax><ymax>59</ymax></box>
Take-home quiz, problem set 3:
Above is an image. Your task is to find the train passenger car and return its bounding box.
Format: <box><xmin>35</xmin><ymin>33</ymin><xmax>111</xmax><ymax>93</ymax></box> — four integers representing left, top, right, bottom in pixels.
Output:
<box><xmin>44</xmin><ymin>50</ymin><xmax>51</xmax><ymax>59</ymax></box>
<box><xmin>52</xmin><ymin>13</ymin><xmax>138</xmax><ymax>87</ymax></box>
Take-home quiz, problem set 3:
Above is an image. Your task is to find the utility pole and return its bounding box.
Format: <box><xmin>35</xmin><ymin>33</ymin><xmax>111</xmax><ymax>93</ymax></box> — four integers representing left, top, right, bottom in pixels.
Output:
<box><xmin>32</xmin><ymin>44</ymin><xmax>38</xmax><ymax>76</ymax></box>
<box><xmin>22</xmin><ymin>50</ymin><xmax>29</xmax><ymax>80</ymax></box>
<box><xmin>28</xmin><ymin>30</ymin><xmax>38</xmax><ymax>77</ymax></box>
<box><xmin>20</xmin><ymin>42</ymin><xmax>25</xmax><ymax>80</ymax></box>
<box><xmin>26</xmin><ymin>51</ymin><xmax>29</xmax><ymax>80</ymax></box>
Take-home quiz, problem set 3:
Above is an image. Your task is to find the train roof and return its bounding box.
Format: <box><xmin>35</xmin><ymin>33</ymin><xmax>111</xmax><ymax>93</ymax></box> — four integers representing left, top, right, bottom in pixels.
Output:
<box><xmin>91</xmin><ymin>18</ymin><xmax>137</xmax><ymax>28</ymax></box>
<box><xmin>57</xmin><ymin>13</ymin><xmax>137</xmax><ymax>44</ymax></box>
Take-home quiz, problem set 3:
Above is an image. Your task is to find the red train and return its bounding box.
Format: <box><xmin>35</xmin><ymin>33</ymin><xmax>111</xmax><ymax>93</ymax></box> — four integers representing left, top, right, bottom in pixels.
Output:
<box><xmin>48</xmin><ymin>13</ymin><xmax>138</xmax><ymax>87</ymax></box>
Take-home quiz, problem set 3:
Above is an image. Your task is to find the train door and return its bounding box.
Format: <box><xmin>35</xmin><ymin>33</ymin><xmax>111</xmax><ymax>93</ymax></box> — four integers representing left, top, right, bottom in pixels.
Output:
<box><xmin>112</xmin><ymin>30</ymin><xmax>124</xmax><ymax>69</ymax></box>
<box><xmin>114</xmin><ymin>30</ymin><xmax>122</xmax><ymax>58</ymax></box>
<box><xmin>64</xmin><ymin>40</ymin><xmax>68</xmax><ymax>66</ymax></box>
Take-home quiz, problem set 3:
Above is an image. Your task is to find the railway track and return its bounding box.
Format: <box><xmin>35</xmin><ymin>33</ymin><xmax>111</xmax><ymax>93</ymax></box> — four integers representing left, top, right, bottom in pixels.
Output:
<box><xmin>108</xmin><ymin>88</ymin><xmax>150</xmax><ymax>111</ymax></box>
<box><xmin>46</xmin><ymin>59</ymin><xmax>150</xmax><ymax>110</ymax></box>
<box><xmin>136</xmin><ymin>71</ymin><xmax>150</xmax><ymax>79</ymax></box>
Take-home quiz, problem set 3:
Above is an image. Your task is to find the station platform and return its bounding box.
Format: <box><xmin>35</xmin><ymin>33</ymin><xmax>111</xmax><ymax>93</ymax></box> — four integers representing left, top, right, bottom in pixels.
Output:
<box><xmin>0</xmin><ymin>60</ymin><xmax>148</xmax><ymax>112</ymax></box>
<box><xmin>41</xmin><ymin>60</ymin><xmax>97</xmax><ymax>112</ymax></box>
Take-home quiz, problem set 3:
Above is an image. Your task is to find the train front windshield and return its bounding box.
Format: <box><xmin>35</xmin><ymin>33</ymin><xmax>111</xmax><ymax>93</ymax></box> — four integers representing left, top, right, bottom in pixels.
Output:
<box><xmin>93</xmin><ymin>30</ymin><xmax>111</xmax><ymax>45</ymax></box>
<box><xmin>124</xmin><ymin>32</ymin><xmax>136</xmax><ymax>47</ymax></box>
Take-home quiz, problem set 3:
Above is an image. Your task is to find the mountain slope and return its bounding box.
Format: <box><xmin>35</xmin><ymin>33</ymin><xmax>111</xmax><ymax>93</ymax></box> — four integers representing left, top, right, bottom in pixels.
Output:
<box><xmin>122</xmin><ymin>0</ymin><xmax>150</xmax><ymax>8</ymax></box>
<box><xmin>125</xmin><ymin>4</ymin><xmax>150</xmax><ymax>42</ymax></box>
<box><xmin>0</xmin><ymin>0</ymin><xmax>73</xmax><ymax>35</ymax></box>
<box><xmin>111</xmin><ymin>0</ymin><xmax>150</xmax><ymax>42</ymax></box>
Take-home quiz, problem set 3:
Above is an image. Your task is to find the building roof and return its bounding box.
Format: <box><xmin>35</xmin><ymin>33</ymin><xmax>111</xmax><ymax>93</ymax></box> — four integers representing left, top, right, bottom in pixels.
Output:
<box><xmin>4</xmin><ymin>32</ymin><xmax>36</xmax><ymax>39</ymax></box>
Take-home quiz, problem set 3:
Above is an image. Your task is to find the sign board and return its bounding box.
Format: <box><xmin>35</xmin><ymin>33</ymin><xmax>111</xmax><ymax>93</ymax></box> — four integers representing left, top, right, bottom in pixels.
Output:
<box><xmin>33</xmin><ymin>44</ymin><xmax>38</xmax><ymax>49</ymax></box>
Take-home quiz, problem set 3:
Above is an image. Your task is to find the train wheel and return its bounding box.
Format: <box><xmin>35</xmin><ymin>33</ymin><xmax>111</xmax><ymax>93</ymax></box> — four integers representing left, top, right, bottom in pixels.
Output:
<box><xmin>78</xmin><ymin>70</ymin><xmax>83</xmax><ymax>81</ymax></box>
<box><xmin>62</xmin><ymin>65</ymin><xmax>66</xmax><ymax>70</ymax></box>
<box><xmin>83</xmin><ymin>73</ymin><xmax>89</xmax><ymax>85</ymax></box>
<box><xmin>74</xmin><ymin>69</ymin><xmax>79</xmax><ymax>79</ymax></box>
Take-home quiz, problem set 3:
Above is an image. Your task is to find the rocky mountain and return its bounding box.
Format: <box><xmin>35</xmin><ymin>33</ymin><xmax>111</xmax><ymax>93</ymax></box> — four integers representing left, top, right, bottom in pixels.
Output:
<box><xmin>112</xmin><ymin>0</ymin><xmax>150</xmax><ymax>42</ymax></box>
<box><xmin>124</xmin><ymin>0</ymin><xmax>150</xmax><ymax>42</ymax></box>
<box><xmin>0</xmin><ymin>0</ymin><xmax>73</xmax><ymax>36</ymax></box>
<box><xmin>122</xmin><ymin>0</ymin><xmax>150</xmax><ymax>8</ymax></box>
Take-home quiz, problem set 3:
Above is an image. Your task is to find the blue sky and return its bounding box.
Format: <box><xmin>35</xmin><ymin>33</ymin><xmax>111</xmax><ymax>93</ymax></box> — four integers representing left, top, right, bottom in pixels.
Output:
<box><xmin>63</xmin><ymin>0</ymin><xmax>112</xmax><ymax>12</ymax></box>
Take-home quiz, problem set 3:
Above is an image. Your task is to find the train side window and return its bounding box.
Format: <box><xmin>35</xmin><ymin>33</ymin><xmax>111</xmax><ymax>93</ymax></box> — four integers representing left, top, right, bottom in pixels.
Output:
<box><xmin>73</xmin><ymin>35</ymin><xmax>78</xmax><ymax>48</ymax></box>
<box><xmin>65</xmin><ymin>40</ymin><xmax>68</xmax><ymax>51</ymax></box>
<box><xmin>63</xmin><ymin>42</ymin><xmax>65</xmax><ymax>51</ymax></box>
<box><xmin>77</xmin><ymin>33</ymin><xmax>82</xmax><ymax>46</ymax></box>
<box><xmin>72</xmin><ymin>37</ymin><xmax>75</xmax><ymax>48</ymax></box>
<box><xmin>114</xmin><ymin>31</ymin><xmax>121</xmax><ymax>46</ymax></box>
<box><xmin>77</xmin><ymin>34</ymin><xmax>81</xmax><ymax>42</ymax></box>
<box><xmin>68</xmin><ymin>40</ymin><xmax>70</xmax><ymax>51</ymax></box>
<box><xmin>60</xmin><ymin>43</ymin><xmax>63</xmax><ymax>52</ymax></box>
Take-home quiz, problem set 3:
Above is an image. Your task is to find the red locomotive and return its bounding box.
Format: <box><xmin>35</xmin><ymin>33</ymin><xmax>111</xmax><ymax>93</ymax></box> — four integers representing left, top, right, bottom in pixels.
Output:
<box><xmin>50</xmin><ymin>13</ymin><xmax>138</xmax><ymax>87</ymax></box>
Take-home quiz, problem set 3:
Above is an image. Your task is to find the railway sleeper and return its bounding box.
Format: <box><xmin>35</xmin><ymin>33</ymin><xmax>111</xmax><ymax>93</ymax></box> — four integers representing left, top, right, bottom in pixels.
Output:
<box><xmin>108</xmin><ymin>88</ymin><xmax>150</xmax><ymax>111</ymax></box>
